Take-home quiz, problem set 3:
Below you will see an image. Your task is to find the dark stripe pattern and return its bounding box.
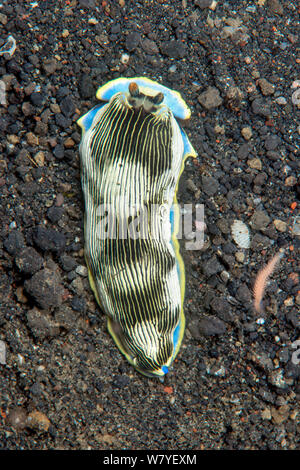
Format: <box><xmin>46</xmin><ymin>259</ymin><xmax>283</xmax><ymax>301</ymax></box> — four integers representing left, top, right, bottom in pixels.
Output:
<box><xmin>80</xmin><ymin>93</ymin><xmax>184</xmax><ymax>375</ymax></box>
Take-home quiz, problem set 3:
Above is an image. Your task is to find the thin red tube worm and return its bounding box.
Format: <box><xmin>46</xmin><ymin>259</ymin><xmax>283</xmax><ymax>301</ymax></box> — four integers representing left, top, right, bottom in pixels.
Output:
<box><xmin>253</xmin><ymin>251</ymin><xmax>284</xmax><ymax>314</ymax></box>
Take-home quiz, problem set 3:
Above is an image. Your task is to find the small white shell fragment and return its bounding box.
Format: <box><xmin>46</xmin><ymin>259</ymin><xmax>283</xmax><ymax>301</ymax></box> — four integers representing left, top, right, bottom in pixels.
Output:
<box><xmin>120</xmin><ymin>53</ymin><xmax>130</xmax><ymax>65</ymax></box>
<box><xmin>231</xmin><ymin>219</ymin><xmax>250</xmax><ymax>249</ymax></box>
<box><xmin>0</xmin><ymin>35</ymin><xmax>17</xmax><ymax>57</ymax></box>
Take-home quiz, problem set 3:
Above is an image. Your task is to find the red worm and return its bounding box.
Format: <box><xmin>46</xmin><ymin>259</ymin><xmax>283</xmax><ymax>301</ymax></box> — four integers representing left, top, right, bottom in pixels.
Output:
<box><xmin>253</xmin><ymin>251</ymin><xmax>284</xmax><ymax>314</ymax></box>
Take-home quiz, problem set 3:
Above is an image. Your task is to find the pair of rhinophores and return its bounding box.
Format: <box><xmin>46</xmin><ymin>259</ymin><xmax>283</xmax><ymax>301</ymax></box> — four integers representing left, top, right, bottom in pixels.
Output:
<box><xmin>78</xmin><ymin>77</ymin><xmax>197</xmax><ymax>378</ymax></box>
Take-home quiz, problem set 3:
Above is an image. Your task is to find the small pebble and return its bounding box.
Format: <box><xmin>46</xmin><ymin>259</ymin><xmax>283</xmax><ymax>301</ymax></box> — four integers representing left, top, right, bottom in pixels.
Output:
<box><xmin>225</xmin><ymin>86</ymin><xmax>243</xmax><ymax>109</ymax></box>
<box><xmin>160</xmin><ymin>40</ymin><xmax>187</xmax><ymax>59</ymax></box>
<box><xmin>257</xmin><ymin>78</ymin><xmax>275</xmax><ymax>96</ymax></box>
<box><xmin>267</xmin><ymin>0</ymin><xmax>283</xmax><ymax>15</ymax></box>
<box><xmin>271</xmin><ymin>405</ymin><xmax>290</xmax><ymax>425</ymax></box>
<box><xmin>261</xmin><ymin>408</ymin><xmax>272</xmax><ymax>420</ymax></box>
<box><xmin>201</xmin><ymin>176</ymin><xmax>219</xmax><ymax>196</ymax></box>
<box><xmin>198</xmin><ymin>87</ymin><xmax>223</xmax><ymax>110</ymax></box>
<box><xmin>34</xmin><ymin>151</ymin><xmax>45</xmax><ymax>167</ymax></box>
<box><xmin>125</xmin><ymin>32</ymin><xmax>141</xmax><ymax>52</ymax></box>
<box><xmin>43</xmin><ymin>58</ymin><xmax>58</xmax><ymax>75</ymax></box>
<box><xmin>26</xmin><ymin>132</ymin><xmax>39</xmax><ymax>146</ymax></box>
<box><xmin>275</xmin><ymin>96</ymin><xmax>287</xmax><ymax>105</ymax></box>
<box><xmin>64</xmin><ymin>137</ymin><xmax>75</xmax><ymax>148</ymax></box>
<box><xmin>236</xmin><ymin>284</ymin><xmax>252</xmax><ymax>304</ymax></box>
<box><xmin>220</xmin><ymin>270</ymin><xmax>230</xmax><ymax>283</ymax></box>
<box><xmin>241</xmin><ymin>126</ymin><xmax>253</xmax><ymax>140</ymax></box>
<box><xmin>235</xmin><ymin>251</ymin><xmax>245</xmax><ymax>263</ymax></box>
<box><xmin>7</xmin><ymin>408</ymin><xmax>27</xmax><ymax>430</ymax></box>
<box><xmin>168</xmin><ymin>64</ymin><xmax>177</xmax><ymax>73</ymax></box>
<box><xmin>195</xmin><ymin>0</ymin><xmax>217</xmax><ymax>9</ymax></box>
<box><xmin>16</xmin><ymin>286</ymin><xmax>28</xmax><ymax>304</ymax></box>
<box><xmin>55</xmin><ymin>193</ymin><xmax>64</xmax><ymax>207</ymax></box>
<box><xmin>291</xmin><ymin>218</ymin><xmax>300</xmax><ymax>236</ymax></box>
<box><xmin>284</xmin><ymin>297</ymin><xmax>294</xmax><ymax>307</ymax></box>
<box><xmin>75</xmin><ymin>265</ymin><xmax>88</xmax><ymax>277</ymax></box>
<box><xmin>4</xmin><ymin>230</ymin><xmax>25</xmax><ymax>255</ymax></box>
<box><xmin>141</xmin><ymin>38</ymin><xmax>159</xmax><ymax>55</ymax></box>
<box><xmin>285</xmin><ymin>176</ymin><xmax>297</xmax><ymax>187</ymax></box>
<box><xmin>15</xmin><ymin>247</ymin><xmax>43</xmax><ymax>275</ymax></box>
<box><xmin>25</xmin><ymin>268</ymin><xmax>64</xmax><ymax>310</ymax></box>
<box><xmin>265</xmin><ymin>135</ymin><xmax>280</xmax><ymax>151</ymax></box>
<box><xmin>7</xmin><ymin>134</ymin><xmax>19</xmax><ymax>145</ymax></box>
<box><xmin>32</xmin><ymin>226</ymin><xmax>66</xmax><ymax>254</ymax></box>
<box><xmin>198</xmin><ymin>316</ymin><xmax>227</xmax><ymax>336</ymax></box>
<box><xmin>214</xmin><ymin>124</ymin><xmax>225</xmax><ymax>134</ymax></box>
<box><xmin>202</xmin><ymin>256</ymin><xmax>223</xmax><ymax>277</ymax></box>
<box><xmin>50</xmin><ymin>103</ymin><xmax>61</xmax><ymax>114</ymax></box>
<box><xmin>250</xmin><ymin>210</ymin><xmax>270</xmax><ymax>231</ymax></box>
<box><xmin>47</xmin><ymin>206</ymin><xmax>64</xmax><ymax>223</ymax></box>
<box><xmin>26</xmin><ymin>410</ymin><xmax>51</xmax><ymax>432</ymax></box>
<box><xmin>273</xmin><ymin>219</ymin><xmax>287</xmax><ymax>232</ymax></box>
<box><xmin>252</xmin><ymin>98</ymin><xmax>271</xmax><ymax>117</ymax></box>
<box><xmin>248</xmin><ymin>158</ymin><xmax>262</xmax><ymax>170</ymax></box>
<box><xmin>26</xmin><ymin>308</ymin><xmax>60</xmax><ymax>339</ymax></box>
<box><xmin>268</xmin><ymin>369</ymin><xmax>287</xmax><ymax>389</ymax></box>
<box><xmin>0</xmin><ymin>13</ymin><xmax>8</xmax><ymax>25</ymax></box>
<box><xmin>237</xmin><ymin>143</ymin><xmax>251</xmax><ymax>159</ymax></box>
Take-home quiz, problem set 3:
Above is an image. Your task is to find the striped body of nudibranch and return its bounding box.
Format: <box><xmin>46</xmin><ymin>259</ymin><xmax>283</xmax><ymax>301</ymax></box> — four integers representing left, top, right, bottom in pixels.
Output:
<box><xmin>77</xmin><ymin>77</ymin><xmax>196</xmax><ymax>377</ymax></box>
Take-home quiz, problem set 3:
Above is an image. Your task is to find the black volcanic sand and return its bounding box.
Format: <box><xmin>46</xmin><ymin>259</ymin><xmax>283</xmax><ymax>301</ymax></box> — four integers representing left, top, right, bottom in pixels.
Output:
<box><xmin>0</xmin><ymin>0</ymin><xmax>299</xmax><ymax>450</ymax></box>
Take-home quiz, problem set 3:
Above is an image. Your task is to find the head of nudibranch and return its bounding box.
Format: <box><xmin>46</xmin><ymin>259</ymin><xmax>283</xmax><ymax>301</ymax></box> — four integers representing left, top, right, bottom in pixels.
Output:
<box><xmin>77</xmin><ymin>76</ymin><xmax>194</xmax><ymax>134</ymax></box>
<box><xmin>96</xmin><ymin>76</ymin><xmax>192</xmax><ymax>118</ymax></box>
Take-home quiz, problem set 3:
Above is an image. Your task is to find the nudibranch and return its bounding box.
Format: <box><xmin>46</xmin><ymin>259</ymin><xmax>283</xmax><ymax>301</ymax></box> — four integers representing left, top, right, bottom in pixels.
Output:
<box><xmin>77</xmin><ymin>77</ymin><xmax>196</xmax><ymax>377</ymax></box>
